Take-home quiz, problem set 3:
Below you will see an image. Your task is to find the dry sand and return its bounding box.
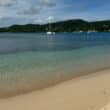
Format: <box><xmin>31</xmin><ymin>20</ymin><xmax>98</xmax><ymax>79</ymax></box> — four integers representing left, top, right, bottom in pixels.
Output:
<box><xmin>0</xmin><ymin>69</ymin><xmax>110</xmax><ymax>110</ymax></box>
<box><xmin>100</xmin><ymin>103</ymin><xmax>110</xmax><ymax>110</ymax></box>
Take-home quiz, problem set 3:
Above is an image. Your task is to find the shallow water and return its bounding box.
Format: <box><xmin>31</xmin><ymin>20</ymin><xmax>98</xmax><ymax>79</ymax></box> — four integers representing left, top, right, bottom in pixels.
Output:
<box><xmin>0</xmin><ymin>32</ymin><xmax>110</xmax><ymax>98</ymax></box>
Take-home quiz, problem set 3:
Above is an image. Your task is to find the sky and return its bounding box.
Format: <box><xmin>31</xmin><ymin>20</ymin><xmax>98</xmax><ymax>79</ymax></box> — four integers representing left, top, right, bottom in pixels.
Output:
<box><xmin>0</xmin><ymin>0</ymin><xmax>110</xmax><ymax>27</ymax></box>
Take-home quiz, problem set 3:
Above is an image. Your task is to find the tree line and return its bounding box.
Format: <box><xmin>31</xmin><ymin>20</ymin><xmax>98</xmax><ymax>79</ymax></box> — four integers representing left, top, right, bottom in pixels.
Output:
<box><xmin>0</xmin><ymin>19</ymin><xmax>110</xmax><ymax>32</ymax></box>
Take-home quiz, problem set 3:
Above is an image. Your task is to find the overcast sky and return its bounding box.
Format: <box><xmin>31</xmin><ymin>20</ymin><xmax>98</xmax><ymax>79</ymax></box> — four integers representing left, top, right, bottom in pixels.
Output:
<box><xmin>0</xmin><ymin>0</ymin><xmax>110</xmax><ymax>27</ymax></box>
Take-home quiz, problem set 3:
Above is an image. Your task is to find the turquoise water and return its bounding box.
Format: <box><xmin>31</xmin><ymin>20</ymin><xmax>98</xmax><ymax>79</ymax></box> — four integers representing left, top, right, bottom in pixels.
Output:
<box><xmin>0</xmin><ymin>32</ymin><xmax>110</xmax><ymax>98</ymax></box>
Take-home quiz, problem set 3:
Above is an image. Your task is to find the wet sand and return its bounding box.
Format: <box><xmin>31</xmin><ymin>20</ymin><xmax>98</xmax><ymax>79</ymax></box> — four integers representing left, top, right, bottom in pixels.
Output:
<box><xmin>0</xmin><ymin>69</ymin><xmax>110</xmax><ymax>110</ymax></box>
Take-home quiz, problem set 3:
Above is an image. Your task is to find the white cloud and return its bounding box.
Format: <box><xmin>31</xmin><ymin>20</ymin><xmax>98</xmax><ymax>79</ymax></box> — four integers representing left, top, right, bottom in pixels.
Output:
<box><xmin>0</xmin><ymin>0</ymin><xmax>16</xmax><ymax>6</ymax></box>
<box><xmin>41</xmin><ymin>0</ymin><xmax>56</xmax><ymax>7</ymax></box>
<box><xmin>18</xmin><ymin>0</ymin><xmax>56</xmax><ymax>15</ymax></box>
<box><xmin>47</xmin><ymin>16</ymin><xmax>54</xmax><ymax>20</ymax></box>
<box><xmin>18</xmin><ymin>6</ymin><xmax>41</xmax><ymax>15</ymax></box>
<box><xmin>0</xmin><ymin>0</ymin><xmax>57</xmax><ymax>26</ymax></box>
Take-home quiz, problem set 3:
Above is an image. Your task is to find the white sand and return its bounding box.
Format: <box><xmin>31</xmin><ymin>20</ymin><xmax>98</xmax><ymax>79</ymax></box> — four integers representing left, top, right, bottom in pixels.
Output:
<box><xmin>0</xmin><ymin>69</ymin><xmax>110</xmax><ymax>110</ymax></box>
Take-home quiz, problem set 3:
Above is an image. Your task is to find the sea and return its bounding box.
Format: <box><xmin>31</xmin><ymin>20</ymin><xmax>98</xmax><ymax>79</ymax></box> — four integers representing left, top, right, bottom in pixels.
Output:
<box><xmin>0</xmin><ymin>32</ymin><xmax>110</xmax><ymax>98</ymax></box>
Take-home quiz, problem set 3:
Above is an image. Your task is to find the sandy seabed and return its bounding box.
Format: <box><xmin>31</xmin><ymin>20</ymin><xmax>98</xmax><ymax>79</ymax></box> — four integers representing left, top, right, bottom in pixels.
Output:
<box><xmin>0</xmin><ymin>69</ymin><xmax>110</xmax><ymax>110</ymax></box>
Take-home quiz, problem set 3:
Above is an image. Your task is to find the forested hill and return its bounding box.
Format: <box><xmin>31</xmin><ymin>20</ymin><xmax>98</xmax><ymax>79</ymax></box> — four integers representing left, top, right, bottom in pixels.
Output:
<box><xmin>0</xmin><ymin>19</ymin><xmax>110</xmax><ymax>32</ymax></box>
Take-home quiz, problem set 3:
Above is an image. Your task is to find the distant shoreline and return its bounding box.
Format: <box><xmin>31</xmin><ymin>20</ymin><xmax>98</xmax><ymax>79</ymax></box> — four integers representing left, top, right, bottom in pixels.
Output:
<box><xmin>0</xmin><ymin>19</ymin><xmax>110</xmax><ymax>33</ymax></box>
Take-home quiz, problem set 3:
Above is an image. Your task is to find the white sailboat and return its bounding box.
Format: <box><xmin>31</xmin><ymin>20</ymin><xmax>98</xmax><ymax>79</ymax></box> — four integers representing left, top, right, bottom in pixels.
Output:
<box><xmin>47</xmin><ymin>31</ymin><xmax>53</xmax><ymax>35</ymax></box>
<box><xmin>46</xmin><ymin>16</ymin><xmax>55</xmax><ymax>35</ymax></box>
<box><xmin>46</xmin><ymin>31</ymin><xmax>55</xmax><ymax>35</ymax></box>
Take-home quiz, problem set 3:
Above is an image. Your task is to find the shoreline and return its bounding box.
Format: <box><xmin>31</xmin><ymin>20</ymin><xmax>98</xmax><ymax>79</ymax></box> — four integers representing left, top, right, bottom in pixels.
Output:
<box><xmin>0</xmin><ymin>69</ymin><xmax>110</xmax><ymax>110</ymax></box>
<box><xmin>0</xmin><ymin>66</ymin><xmax>110</xmax><ymax>99</ymax></box>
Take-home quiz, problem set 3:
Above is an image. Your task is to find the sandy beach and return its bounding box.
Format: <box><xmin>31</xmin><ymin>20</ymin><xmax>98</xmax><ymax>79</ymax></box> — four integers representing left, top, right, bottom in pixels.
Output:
<box><xmin>0</xmin><ymin>69</ymin><xmax>110</xmax><ymax>110</ymax></box>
